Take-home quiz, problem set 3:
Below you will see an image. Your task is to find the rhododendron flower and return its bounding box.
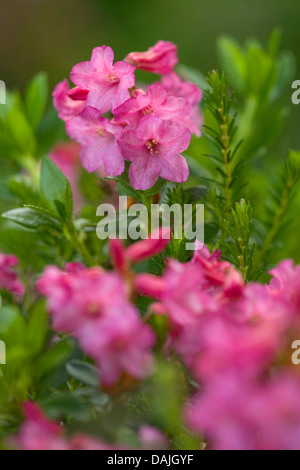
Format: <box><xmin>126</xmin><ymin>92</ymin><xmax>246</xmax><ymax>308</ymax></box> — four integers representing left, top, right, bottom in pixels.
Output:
<box><xmin>114</xmin><ymin>85</ymin><xmax>190</xmax><ymax>130</ymax></box>
<box><xmin>176</xmin><ymin>291</ymin><xmax>289</xmax><ymax>383</ymax></box>
<box><xmin>37</xmin><ymin>265</ymin><xmax>155</xmax><ymax>386</ymax></box>
<box><xmin>66</xmin><ymin>106</ymin><xmax>124</xmax><ymax>175</ymax></box>
<box><xmin>110</xmin><ymin>227</ymin><xmax>171</xmax><ymax>272</ymax></box>
<box><xmin>136</xmin><ymin>245</ymin><xmax>244</xmax><ymax>327</ymax></box>
<box><xmin>16</xmin><ymin>402</ymin><xmax>125</xmax><ymax>450</ymax></box>
<box><xmin>125</xmin><ymin>41</ymin><xmax>178</xmax><ymax>74</ymax></box>
<box><xmin>187</xmin><ymin>373</ymin><xmax>300</xmax><ymax>450</ymax></box>
<box><xmin>71</xmin><ymin>46</ymin><xmax>136</xmax><ymax>113</ymax></box>
<box><xmin>119</xmin><ymin>115</ymin><xmax>190</xmax><ymax>190</ymax></box>
<box><xmin>49</xmin><ymin>141</ymin><xmax>82</xmax><ymax>210</ymax></box>
<box><xmin>159</xmin><ymin>72</ymin><xmax>203</xmax><ymax>136</ymax></box>
<box><xmin>16</xmin><ymin>402</ymin><xmax>68</xmax><ymax>451</ymax></box>
<box><xmin>53</xmin><ymin>79</ymin><xmax>87</xmax><ymax>122</ymax></box>
<box><xmin>139</xmin><ymin>425</ymin><xmax>168</xmax><ymax>450</ymax></box>
<box><xmin>269</xmin><ymin>259</ymin><xmax>300</xmax><ymax>309</ymax></box>
<box><xmin>192</xmin><ymin>244</ymin><xmax>244</xmax><ymax>297</ymax></box>
<box><xmin>0</xmin><ymin>252</ymin><xmax>24</xmax><ymax>300</ymax></box>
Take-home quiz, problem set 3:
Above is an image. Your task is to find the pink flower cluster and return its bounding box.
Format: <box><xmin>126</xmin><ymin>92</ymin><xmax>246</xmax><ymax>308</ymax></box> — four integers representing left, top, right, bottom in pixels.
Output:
<box><xmin>53</xmin><ymin>41</ymin><xmax>202</xmax><ymax>190</ymax></box>
<box><xmin>16</xmin><ymin>402</ymin><xmax>167</xmax><ymax>451</ymax></box>
<box><xmin>37</xmin><ymin>263</ymin><xmax>154</xmax><ymax>387</ymax></box>
<box><xmin>136</xmin><ymin>247</ymin><xmax>300</xmax><ymax>450</ymax></box>
<box><xmin>37</xmin><ymin>230</ymin><xmax>170</xmax><ymax>387</ymax></box>
<box><xmin>0</xmin><ymin>252</ymin><xmax>24</xmax><ymax>300</ymax></box>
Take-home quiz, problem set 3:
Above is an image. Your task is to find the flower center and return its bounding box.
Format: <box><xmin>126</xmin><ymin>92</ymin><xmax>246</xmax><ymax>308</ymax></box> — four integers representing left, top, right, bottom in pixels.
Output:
<box><xmin>144</xmin><ymin>105</ymin><xmax>154</xmax><ymax>115</ymax></box>
<box><xmin>146</xmin><ymin>139</ymin><xmax>159</xmax><ymax>155</ymax></box>
<box><xmin>105</xmin><ymin>73</ymin><xmax>119</xmax><ymax>83</ymax></box>
<box><xmin>97</xmin><ymin>127</ymin><xmax>106</xmax><ymax>137</ymax></box>
<box><xmin>87</xmin><ymin>302</ymin><xmax>100</xmax><ymax>315</ymax></box>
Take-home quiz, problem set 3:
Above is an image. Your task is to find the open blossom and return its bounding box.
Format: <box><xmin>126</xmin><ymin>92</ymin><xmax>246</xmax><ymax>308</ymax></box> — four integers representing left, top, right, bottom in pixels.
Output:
<box><xmin>114</xmin><ymin>85</ymin><xmax>190</xmax><ymax>130</ymax></box>
<box><xmin>125</xmin><ymin>40</ymin><xmax>178</xmax><ymax>74</ymax></box>
<box><xmin>136</xmin><ymin>244</ymin><xmax>244</xmax><ymax>327</ymax></box>
<box><xmin>71</xmin><ymin>46</ymin><xmax>135</xmax><ymax>113</ymax></box>
<box><xmin>53</xmin><ymin>79</ymin><xmax>87</xmax><ymax>122</ymax></box>
<box><xmin>119</xmin><ymin>115</ymin><xmax>190</xmax><ymax>190</ymax></box>
<box><xmin>37</xmin><ymin>264</ymin><xmax>155</xmax><ymax>386</ymax></box>
<box><xmin>159</xmin><ymin>72</ymin><xmax>203</xmax><ymax>136</ymax></box>
<box><xmin>0</xmin><ymin>252</ymin><xmax>24</xmax><ymax>300</ymax></box>
<box><xmin>66</xmin><ymin>106</ymin><xmax>124</xmax><ymax>175</ymax></box>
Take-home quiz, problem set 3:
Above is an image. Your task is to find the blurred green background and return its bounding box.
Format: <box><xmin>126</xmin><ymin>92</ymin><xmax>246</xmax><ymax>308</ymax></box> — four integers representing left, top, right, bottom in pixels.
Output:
<box><xmin>0</xmin><ymin>0</ymin><xmax>299</xmax><ymax>141</ymax></box>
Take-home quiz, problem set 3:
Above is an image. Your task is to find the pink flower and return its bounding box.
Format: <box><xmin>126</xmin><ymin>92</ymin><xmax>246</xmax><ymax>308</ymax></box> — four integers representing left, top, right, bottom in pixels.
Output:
<box><xmin>114</xmin><ymin>85</ymin><xmax>190</xmax><ymax>130</ymax></box>
<box><xmin>139</xmin><ymin>426</ymin><xmax>168</xmax><ymax>450</ymax></box>
<box><xmin>71</xmin><ymin>46</ymin><xmax>135</xmax><ymax>113</ymax></box>
<box><xmin>160</xmin><ymin>72</ymin><xmax>202</xmax><ymax>107</ymax></box>
<box><xmin>110</xmin><ymin>227</ymin><xmax>171</xmax><ymax>272</ymax></box>
<box><xmin>49</xmin><ymin>141</ymin><xmax>82</xmax><ymax>210</ymax></box>
<box><xmin>53</xmin><ymin>79</ymin><xmax>87</xmax><ymax>122</ymax></box>
<box><xmin>66</xmin><ymin>106</ymin><xmax>124</xmax><ymax>175</ymax></box>
<box><xmin>187</xmin><ymin>373</ymin><xmax>300</xmax><ymax>450</ymax></box>
<box><xmin>269</xmin><ymin>259</ymin><xmax>300</xmax><ymax>309</ymax></box>
<box><xmin>37</xmin><ymin>265</ymin><xmax>155</xmax><ymax>386</ymax></box>
<box><xmin>192</xmin><ymin>244</ymin><xmax>244</xmax><ymax>298</ymax></box>
<box><xmin>92</xmin><ymin>313</ymin><xmax>155</xmax><ymax>386</ymax></box>
<box><xmin>119</xmin><ymin>115</ymin><xmax>190</xmax><ymax>190</ymax></box>
<box><xmin>0</xmin><ymin>253</ymin><xmax>24</xmax><ymax>300</ymax></box>
<box><xmin>125</xmin><ymin>41</ymin><xmax>178</xmax><ymax>74</ymax></box>
<box><xmin>16</xmin><ymin>402</ymin><xmax>69</xmax><ymax>451</ymax></box>
<box><xmin>16</xmin><ymin>402</ymin><xmax>126</xmax><ymax>450</ymax></box>
<box><xmin>159</xmin><ymin>72</ymin><xmax>203</xmax><ymax>136</ymax></box>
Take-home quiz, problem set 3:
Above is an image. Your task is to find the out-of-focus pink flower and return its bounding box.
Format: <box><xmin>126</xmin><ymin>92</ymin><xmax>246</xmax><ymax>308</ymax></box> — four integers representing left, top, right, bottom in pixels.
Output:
<box><xmin>110</xmin><ymin>227</ymin><xmax>171</xmax><ymax>272</ymax></box>
<box><xmin>159</xmin><ymin>72</ymin><xmax>203</xmax><ymax>136</ymax></box>
<box><xmin>16</xmin><ymin>402</ymin><xmax>126</xmax><ymax>450</ymax></box>
<box><xmin>16</xmin><ymin>402</ymin><xmax>68</xmax><ymax>451</ymax></box>
<box><xmin>119</xmin><ymin>115</ymin><xmax>190</xmax><ymax>190</ymax></box>
<box><xmin>187</xmin><ymin>373</ymin><xmax>300</xmax><ymax>450</ymax></box>
<box><xmin>71</xmin><ymin>46</ymin><xmax>135</xmax><ymax>113</ymax></box>
<box><xmin>139</xmin><ymin>425</ymin><xmax>168</xmax><ymax>450</ymax></box>
<box><xmin>66</xmin><ymin>106</ymin><xmax>124</xmax><ymax>175</ymax></box>
<box><xmin>114</xmin><ymin>85</ymin><xmax>190</xmax><ymax>130</ymax></box>
<box><xmin>0</xmin><ymin>253</ymin><xmax>24</xmax><ymax>300</ymax></box>
<box><xmin>269</xmin><ymin>259</ymin><xmax>300</xmax><ymax>309</ymax></box>
<box><xmin>37</xmin><ymin>265</ymin><xmax>155</xmax><ymax>386</ymax></box>
<box><xmin>49</xmin><ymin>141</ymin><xmax>82</xmax><ymax>210</ymax></box>
<box><xmin>53</xmin><ymin>79</ymin><xmax>87</xmax><ymax>122</ymax></box>
<box><xmin>192</xmin><ymin>244</ymin><xmax>244</xmax><ymax>297</ymax></box>
<box><xmin>126</xmin><ymin>41</ymin><xmax>178</xmax><ymax>74</ymax></box>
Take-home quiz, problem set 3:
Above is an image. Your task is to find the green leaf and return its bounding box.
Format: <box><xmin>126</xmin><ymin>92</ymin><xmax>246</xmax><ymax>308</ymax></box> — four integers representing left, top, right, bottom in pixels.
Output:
<box><xmin>39</xmin><ymin>392</ymin><xmax>88</xmax><ymax>420</ymax></box>
<box><xmin>25</xmin><ymin>72</ymin><xmax>48</xmax><ymax>129</ymax></box>
<box><xmin>66</xmin><ymin>360</ymin><xmax>100</xmax><ymax>387</ymax></box>
<box><xmin>5</xmin><ymin>106</ymin><xmax>36</xmax><ymax>156</ymax></box>
<box><xmin>217</xmin><ymin>36</ymin><xmax>246</xmax><ymax>94</ymax></box>
<box><xmin>2</xmin><ymin>207</ymin><xmax>62</xmax><ymax>230</ymax></box>
<box><xmin>36</xmin><ymin>338</ymin><xmax>76</xmax><ymax>375</ymax></box>
<box><xmin>183</xmin><ymin>185</ymin><xmax>207</xmax><ymax>202</ymax></box>
<box><xmin>40</xmin><ymin>158</ymin><xmax>73</xmax><ymax>219</ymax></box>
<box><xmin>27</xmin><ymin>300</ymin><xmax>48</xmax><ymax>356</ymax></box>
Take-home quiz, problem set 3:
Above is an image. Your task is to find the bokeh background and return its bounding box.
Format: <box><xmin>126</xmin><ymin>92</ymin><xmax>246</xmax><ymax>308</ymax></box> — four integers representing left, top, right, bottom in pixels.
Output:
<box><xmin>1</xmin><ymin>0</ymin><xmax>299</xmax><ymax>141</ymax></box>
